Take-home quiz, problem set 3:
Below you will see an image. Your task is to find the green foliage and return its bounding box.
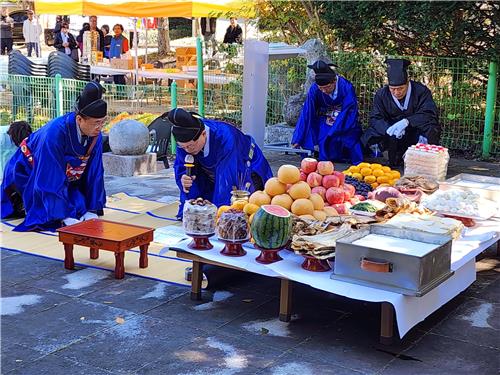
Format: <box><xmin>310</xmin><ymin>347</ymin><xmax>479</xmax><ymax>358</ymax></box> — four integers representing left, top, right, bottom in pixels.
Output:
<box><xmin>255</xmin><ymin>1</ymin><xmax>499</xmax><ymax>59</ymax></box>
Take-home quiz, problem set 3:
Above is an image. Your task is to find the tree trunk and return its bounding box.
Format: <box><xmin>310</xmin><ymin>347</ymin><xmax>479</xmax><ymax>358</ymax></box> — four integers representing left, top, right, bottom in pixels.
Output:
<box><xmin>157</xmin><ymin>17</ymin><xmax>170</xmax><ymax>57</ymax></box>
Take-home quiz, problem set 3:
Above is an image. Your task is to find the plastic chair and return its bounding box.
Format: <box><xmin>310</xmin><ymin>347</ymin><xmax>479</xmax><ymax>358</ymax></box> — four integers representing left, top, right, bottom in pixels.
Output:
<box><xmin>148</xmin><ymin>115</ymin><xmax>173</xmax><ymax>169</ymax></box>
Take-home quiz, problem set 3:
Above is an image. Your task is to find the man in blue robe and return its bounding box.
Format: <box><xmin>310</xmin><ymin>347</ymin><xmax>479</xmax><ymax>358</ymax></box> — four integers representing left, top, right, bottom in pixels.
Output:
<box><xmin>168</xmin><ymin>108</ymin><xmax>273</xmax><ymax>217</ymax></box>
<box><xmin>361</xmin><ymin>59</ymin><xmax>440</xmax><ymax>167</ymax></box>
<box><xmin>1</xmin><ymin>81</ymin><xmax>107</xmax><ymax>231</ymax></box>
<box><xmin>291</xmin><ymin>60</ymin><xmax>363</xmax><ymax>165</ymax></box>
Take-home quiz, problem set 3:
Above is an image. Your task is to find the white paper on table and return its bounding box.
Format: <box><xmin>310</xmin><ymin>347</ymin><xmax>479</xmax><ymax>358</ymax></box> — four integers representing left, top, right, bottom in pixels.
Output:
<box><xmin>154</xmin><ymin>226</ymin><xmax>188</xmax><ymax>247</ymax></box>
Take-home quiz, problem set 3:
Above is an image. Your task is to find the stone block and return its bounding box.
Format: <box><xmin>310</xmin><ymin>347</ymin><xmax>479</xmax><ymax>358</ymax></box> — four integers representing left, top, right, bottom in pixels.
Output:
<box><xmin>265</xmin><ymin>123</ymin><xmax>295</xmax><ymax>144</ymax></box>
<box><xmin>102</xmin><ymin>152</ymin><xmax>157</xmax><ymax>177</ymax></box>
<box><xmin>109</xmin><ymin>119</ymin><xmax>150</xmax><ymax>155</ymax></box>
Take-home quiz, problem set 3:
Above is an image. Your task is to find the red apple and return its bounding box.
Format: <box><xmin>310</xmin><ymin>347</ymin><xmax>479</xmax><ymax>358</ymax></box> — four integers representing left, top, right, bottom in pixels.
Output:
<box><xmin>311</xmin><ymin>186</ymin><xmax>327</xmax><ymax>201</ymax></box>
<box><xmin>322</xmin><ymin>175</ymin><xmax>340</xmax><ymax>189</ymax></box>
<box><xmin>317</xmin><ymin>161</ymin><xmax>334</xmax><ymax>175</ymax></box>
<box><xmin>326</xmin><ymin>187</ymin><xmax>345</xmax><ymax>205</ymax></box>
<box><xmin>333</xmin><ymin>203</ymin><xmax>348</xmax><ymax>215</ymax></box>
<box><xmin>301</xmin><ymin>158</ymin><xmax>318</xmax><ymax>174</ymax></box>
<box><xmin>355</xmin><ymin>194</ymin><xmax>366</xmax><ymax>201</ymax></box>
<box><xmin>299</xmin><ymin>170</ymin><xmax>308</xmax><ymax>182</ymax></box>
<box><xmin>332</xmin><ymin>171</ymin><xmax>345</xmax><ymax>185</ymax></box>
<box><xmin>343</xmin><ymin>183</ymin><xmax>356</xmax><ymax>198</ymax></box>
<box><xmin>306</xmin><ymin>172</ymin><xmax>323</xmax><ymax>188</ymax></box>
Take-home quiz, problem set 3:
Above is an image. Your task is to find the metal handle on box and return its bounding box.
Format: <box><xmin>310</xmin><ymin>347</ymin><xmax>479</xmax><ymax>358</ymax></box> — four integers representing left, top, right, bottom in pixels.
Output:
<box><xmin>360</xmin><ymin>258</ymin><xmax>393</xmax><ymax>273</ymax></box>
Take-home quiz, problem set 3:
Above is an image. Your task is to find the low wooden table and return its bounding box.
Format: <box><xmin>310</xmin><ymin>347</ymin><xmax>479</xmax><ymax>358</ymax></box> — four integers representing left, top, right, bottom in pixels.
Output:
<box><xmin>57</xmin><ymin>219</ymin><xmax>154</xmax><ymax>279</ymax></box>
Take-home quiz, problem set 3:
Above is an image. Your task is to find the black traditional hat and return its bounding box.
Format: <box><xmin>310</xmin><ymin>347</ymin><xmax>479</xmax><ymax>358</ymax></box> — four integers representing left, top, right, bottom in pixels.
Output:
<box><xmin>307</xmin><ymin>60</ymin><xmax>338</xmax><ymax>86</ymax></box>
<box><xmin>386</xmin><ymin>58</ymin><xmax>411</xmax><ymax>86</ymax></box>
<box><xmin>168</xmin><ymin>108</ymin><xmax>205</xmax><ymax>143</ymax></box>
<box><xmin>76</xmin><ymin>80</ymin><xmax>107</xmax><ymax>118</ymax></box>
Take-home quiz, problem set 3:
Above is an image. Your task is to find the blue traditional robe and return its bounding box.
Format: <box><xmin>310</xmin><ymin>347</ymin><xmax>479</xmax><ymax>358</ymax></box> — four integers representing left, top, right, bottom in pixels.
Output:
<box><xmin>0</xmin><ymin>112</ymin><xmax>106</xmax><ymax>231</ymax></box>
<box><xmin>174</xmin><ymin>119</ymin><xmax>273</xmax><ymax>217</ymax></box>
<box><xmin>291</xmin><ymin>76</ymin><xmax>363</xmax><ymax>164</ymax></box>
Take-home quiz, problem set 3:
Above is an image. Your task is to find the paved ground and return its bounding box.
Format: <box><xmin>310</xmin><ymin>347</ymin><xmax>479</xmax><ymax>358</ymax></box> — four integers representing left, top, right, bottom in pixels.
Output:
<box><xmin>1</xmin><ymin>153</ymin><xmax>499</xmax><ymax>375</ymax></box>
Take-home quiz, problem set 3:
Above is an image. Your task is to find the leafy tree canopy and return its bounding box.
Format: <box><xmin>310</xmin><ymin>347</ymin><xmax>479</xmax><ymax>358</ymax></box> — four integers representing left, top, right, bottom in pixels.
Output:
<box><xmin>255</xmin><ymin>1</ymin><xmax>499</xmax><ymax>59</ymax></box>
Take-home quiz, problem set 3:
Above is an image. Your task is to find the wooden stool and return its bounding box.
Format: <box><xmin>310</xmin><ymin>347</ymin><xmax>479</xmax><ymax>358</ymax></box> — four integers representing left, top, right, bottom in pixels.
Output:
<box><xmin>57</xmin><ymin>219</ymin><xmax>154</xmax><ymax>279</ymax></box>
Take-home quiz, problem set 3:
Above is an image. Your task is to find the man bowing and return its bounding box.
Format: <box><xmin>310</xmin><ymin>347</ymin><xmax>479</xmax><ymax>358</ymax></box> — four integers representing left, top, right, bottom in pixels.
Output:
<box><xmin>1</xmin><ymin>81</ymin><xmax>107</xmax><ymax>231</ymax></box>
<box><xmin>361</xmin><ymin>58</ymin><xmax>440</xmax><ymax>166</ymax></box>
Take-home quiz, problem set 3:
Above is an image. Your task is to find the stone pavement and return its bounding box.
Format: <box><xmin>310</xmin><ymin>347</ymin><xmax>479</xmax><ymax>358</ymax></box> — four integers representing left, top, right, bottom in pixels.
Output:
<box><xmin>1</xmin><ymin>152</ymin><xmax>499</xmax><ymax>375</ymax></box>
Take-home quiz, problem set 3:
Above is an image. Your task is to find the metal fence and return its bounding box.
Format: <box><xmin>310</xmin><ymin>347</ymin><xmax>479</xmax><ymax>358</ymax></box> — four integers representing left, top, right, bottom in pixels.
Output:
<box><xmin>266</xmin><ymin>53</ymin><xmax>499</xmax><ymax>158</ymax></box>
<box><xmin>0</xmin><ymin>51</ymin><xmax>498</xmax><ymax>158</ymax></box>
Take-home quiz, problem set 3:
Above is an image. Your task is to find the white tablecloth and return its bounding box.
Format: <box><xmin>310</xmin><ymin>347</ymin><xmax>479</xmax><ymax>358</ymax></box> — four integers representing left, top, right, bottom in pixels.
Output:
<box><xmin>169</xmin><ymin>220</ymin><xmax>499</xmax><ymax>338</ymax></box>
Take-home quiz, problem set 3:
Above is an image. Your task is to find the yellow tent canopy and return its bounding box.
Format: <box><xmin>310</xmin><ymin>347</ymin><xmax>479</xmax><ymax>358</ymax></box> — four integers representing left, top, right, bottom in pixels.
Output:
<box><xmin>34</xmin><ymin>0</ymin><xmax>255</xmax><ymax>18</ymax></box>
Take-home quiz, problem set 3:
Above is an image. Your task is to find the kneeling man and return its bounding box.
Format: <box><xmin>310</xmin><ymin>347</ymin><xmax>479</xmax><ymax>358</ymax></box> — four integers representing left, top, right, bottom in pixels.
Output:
<box><xmin>1</xmin><ymin>81</ymin><xmax>107</xmax><ymax>231</ymax></box>
<box><xmin>361</xmin><ymin>58</ymin><xmax>440</xmax><ymax>166</ymax></box>
<box><xmin>169</xmin><ymin>108</ymin><xmax>273</xmax><ymax>217</ymax></box>
<box><xmin>292</xmin><ymin>60</ymin><xmax>363</xmax><ymax>164</ymax></box>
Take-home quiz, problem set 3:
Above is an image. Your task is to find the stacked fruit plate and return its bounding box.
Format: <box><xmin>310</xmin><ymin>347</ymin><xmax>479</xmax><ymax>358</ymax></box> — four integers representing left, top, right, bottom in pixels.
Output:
<box><xmin>246</xmin><ymin>158</ymin><xmax>366</xmax><ymax>222</ymax></box>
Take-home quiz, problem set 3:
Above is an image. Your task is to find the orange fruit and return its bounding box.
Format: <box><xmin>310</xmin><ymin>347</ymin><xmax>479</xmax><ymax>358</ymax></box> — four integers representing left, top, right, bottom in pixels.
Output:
<box><xmin>360</xmin><ymin>167</ymin><xmax>373</xmax><ymax>176</ymax></box>
<box><xmin>358</xmin><ymin>162</ymin><xmax>370</xmax><ymax>168</ymax></box>
<box><xmin>372</xmin><ymin>169</ymin><xmax>384</xmax><ymax>177</ymax></box>
<box><xmin>243</xmin><ymin>203</ymin><xmax>259</xmax><ymax>216</ymax></box>
<box><xmin>349</xmin><ymin>166</ymin><xmax>360</xmax><ymax>173</ymax></box>
<box><xmin>371</xmin><ymin>182</ymin><xmax>379</xmax><ymax>189</ymax></box>
<box><xmin>382</xmin><ymin>166</ymin><xmax>391</xmax><ymax>173</ymax></box>
<box><xmin>217</xmin><ymin>205</ymin><xmax>232</xmax><ymax>218</ymax></box>
<box><xmin>377</xmin><ymin>176</ymin><xmax>389</xmax><ymax>184</ymax></box>
<box><xmin>231</xmin><ymin>200</ymin><xmax>247</xmax><ymax>211</ymax></box>
<box><xmin>352</xmin><ymin>172</ymin><xmax>363</xmax><ymax>180</ymax></box>
<box><xmin>364</xmin><ymin>175</ymin><xmax>377</xmax><ymax>183</ymax></box>
<box><xmin>391</xmin><ymin>171</ymin><xmax>401</xmax><ymax>179</ymax></box>
<box><xmin>370</xmin><ymin>163</ymin><xmax>383</xmax><ymax>170</ymax></box>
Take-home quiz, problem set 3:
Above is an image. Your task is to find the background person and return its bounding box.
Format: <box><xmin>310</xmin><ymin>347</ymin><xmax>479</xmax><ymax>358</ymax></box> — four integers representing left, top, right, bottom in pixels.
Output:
<box><xmin>223</xmin><ymin>17</ymin><xmax>242</xmax><ymax>44</ymax></box>
<box><xmin>54</xmin><ymin>22</ymin><xmax>78</xmax><ymax>60</ymax></box>
<box><xmin>0</xmin><ymin>8</ymin><xmax>13</xmax><ymax>55</ymax></box>
<box><xmin>88</xmin><ymin>15</ymin><xmax>104</xmax><ymax>53</ymax></box>
<box><xmin>201</xmin><ymin>17</ymin><xmax>217</xmax><ymax>55</ymax></box>
<box><xmin>109</xmin><ymin>24</ymin><xmax>129</xmax><ymax>87</ymax></box>
<box><xmin>23</xmin><ymin>10</ymin><xmax>42</xmax><ymax>57</ymax></box>
<box><xmin>101</xmin><ymin>24</ymin><xmax>111</xmax><ymax>59</ymax></box>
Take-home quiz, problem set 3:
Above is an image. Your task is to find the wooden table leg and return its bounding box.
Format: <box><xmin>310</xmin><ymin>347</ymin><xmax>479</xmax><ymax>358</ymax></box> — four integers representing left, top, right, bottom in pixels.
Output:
<box><xmin>380</xmin><ymin>302</ymin><xmax>394</xmax><ymax>345</ymax></box>
<box><xmin>90</xmin><ymin>247</ymin><xmax>99</xmax><ymax>259</ymax></box>
<box><xmin>190</xmin><ymin>261</ymin><xmax>203</xmax><ymax>301</ymax></box>
<box><xmin>64</xmin><ymin>243</ymin><xmax>74</xmax><ymax>270</ymax></box>
<box><xmin>139</xmin><ymin>244</ymin><xmax>149</xmax><ymax>268</ymax></box>
<box><xmin>114</xmin><ymin>252</ymin><xmax>125</xmax><ymax>279</ymax></box>
<box><xmin>279</xmin><ymin>279</ymin><xmax>293</xmax><ymax>322</ymax></box>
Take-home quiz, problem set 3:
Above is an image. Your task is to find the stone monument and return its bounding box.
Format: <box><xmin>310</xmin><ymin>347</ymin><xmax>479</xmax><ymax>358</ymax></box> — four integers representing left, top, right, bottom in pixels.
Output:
<box><xmin>102</xmin><ymin>119</ymin><xmax>157</xmax><ymax>177</ymax></box>
<box><xmin>283</xmin><ymin>39</ymin><xmax>332</xmax><ymax>127</ymax></box>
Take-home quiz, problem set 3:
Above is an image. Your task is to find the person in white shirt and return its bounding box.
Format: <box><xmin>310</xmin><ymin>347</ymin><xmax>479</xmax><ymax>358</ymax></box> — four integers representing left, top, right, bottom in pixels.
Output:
<box><xmin>23</xmin><ymin>10</ymin><xmax>42</xmax><ymax>57</ymax></box>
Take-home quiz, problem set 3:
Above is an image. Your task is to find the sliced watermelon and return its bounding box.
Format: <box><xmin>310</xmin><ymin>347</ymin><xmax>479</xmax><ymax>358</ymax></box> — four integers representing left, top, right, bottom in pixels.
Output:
<box><xmin>250</xmin><ymin>205</ymin><xmax>291</xmax><ymax>250</ymax></box>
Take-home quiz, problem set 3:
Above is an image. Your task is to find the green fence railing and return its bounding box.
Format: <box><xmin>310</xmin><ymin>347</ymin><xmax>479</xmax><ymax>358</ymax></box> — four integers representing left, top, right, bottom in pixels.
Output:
<box><xmin>0</xmin><ymin>52</ymin><xmax>498</xmax><ymax>158</ymax></box>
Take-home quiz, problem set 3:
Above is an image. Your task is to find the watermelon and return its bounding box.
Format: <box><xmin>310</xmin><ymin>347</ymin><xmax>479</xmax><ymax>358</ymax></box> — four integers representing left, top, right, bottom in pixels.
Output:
<box><xmin>250</xmin><ymin>205</ymin><xmax>291</xmax><ymax>250</ymax></box>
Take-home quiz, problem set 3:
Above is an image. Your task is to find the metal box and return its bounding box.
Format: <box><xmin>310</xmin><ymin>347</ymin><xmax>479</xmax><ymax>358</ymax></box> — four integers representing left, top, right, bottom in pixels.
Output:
<box><xmin>439</xmin><ymin>173</ymin><xmax>500</xmax><ymax>202</ymax></box>
<box><xmin>332</xmin><ymin>226</ymin><xmax>453</xmax><ymax>296</ymax></box>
